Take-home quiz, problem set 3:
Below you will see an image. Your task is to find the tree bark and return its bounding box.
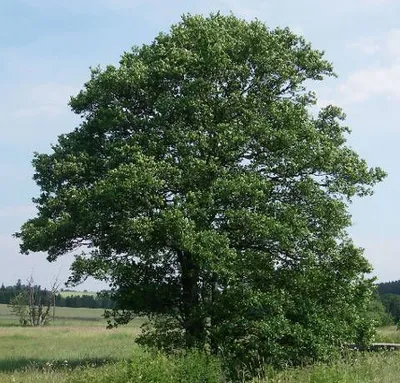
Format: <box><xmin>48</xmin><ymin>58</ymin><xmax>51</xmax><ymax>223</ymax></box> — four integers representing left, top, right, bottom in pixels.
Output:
<box><xmin>178</xmin><ymin>250</ymin><xmax>205</xmax><ymax>347</ymax></box>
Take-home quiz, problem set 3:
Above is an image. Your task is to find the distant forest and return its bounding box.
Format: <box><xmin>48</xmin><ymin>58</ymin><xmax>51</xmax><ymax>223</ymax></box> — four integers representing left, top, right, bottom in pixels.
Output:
<box><xmin>0</xmin><ymin>280</ymin><xmax>113</xmax><ymax>309</ymax></box>
<box><xmin>1</xmin><ymin>279</ymin><xmax>400</xmax><ymax>318</ymax></box>
<box><xmin>374</xmin><ymin>280</ymin><xmax>400</xmax><ymax>324</ymax></box>
<box><xmin>377</xmin><ymin>280</ymin><xmax>400</xmax><ymax>295</ymax></box>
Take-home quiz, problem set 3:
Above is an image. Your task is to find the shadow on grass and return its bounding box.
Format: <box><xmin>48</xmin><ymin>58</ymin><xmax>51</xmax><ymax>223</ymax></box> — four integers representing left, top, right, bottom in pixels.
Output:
<box><xmin>0</xmin><ymin>323</ymin><xmax>23</xmax><ymax>327</ymax></box>
<box><xmin>0</xmin><ymin>357</ymin><xmax>122</xmax><ymax>372</ymax></box>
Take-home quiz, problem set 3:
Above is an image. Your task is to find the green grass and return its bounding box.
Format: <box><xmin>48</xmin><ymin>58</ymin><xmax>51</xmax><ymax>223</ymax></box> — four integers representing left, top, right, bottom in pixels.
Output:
<box><xmin>0</xmin><ymin>306</ymin><xmax>143</xmax><ymax>383</ymax></box>
<box><xmin>0</xmin><ymin>305</ymin><xmax>99</xmax><ymax>328</ymax></box>
<box><xmin>0</xmin><ymin>349</ymin><xmax>222</xmax><ymax>383</ymax></box>
<box><xmin>374</xmin><ymin>325</ymin><xmax>400</xmax><ymax>343</ymax></box>
<box><xmin>260</xmin><ymin>351</ymin><xmax>400</xmax><ymax>383</ymax></box>
<box><xmin>0</xmin><ymin>325</ymin><xmax>137</xmax><ymax>367</ymax></box>
<box><xmin>0</xmin><ymin>303</ymin><xmax>146</xmax><ymax>329</ymax></box>
<box><xmin>1</xmin><ymin>314</ymin><xmax>400</xmax><ymax>383</ymax></box>
<box><xmin>0</xmin><ymin>303</ymin><xmax>112</xmax><ymax>327</ymax></box>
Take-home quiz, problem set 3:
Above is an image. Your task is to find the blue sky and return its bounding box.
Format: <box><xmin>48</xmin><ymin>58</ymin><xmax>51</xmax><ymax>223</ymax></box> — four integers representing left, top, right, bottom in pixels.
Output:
<box><xmin>0</xmin><ymin>0</ymin><xmax>398</xmax><ymax>290</ymax></box>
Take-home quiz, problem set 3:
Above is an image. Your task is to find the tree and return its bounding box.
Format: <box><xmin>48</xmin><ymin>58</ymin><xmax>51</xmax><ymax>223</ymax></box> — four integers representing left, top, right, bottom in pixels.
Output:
<box><xmin>8</xmin><ymin>277</ymin><xmax>59</xmax><ymax>326</ymax></box>
<box><xmin>366</xmin><ymin>293</ymin><xmax>393</xmax><ymax>326</ymax></box>
<box><xmin>377</xmin><ymin>280</ymin><xmax>400</xmax><ymax>295</ymax></box>
<box><xmin>8</xmin><ymin>291</ymin><xmax>29</xmax><ymax>325</ymax></box>
<box><xmin>16</xmin><ymin>13</ymin><xmax>385</xmax><ymax>375</ymax></box>
<box><xmin>381</xmin><ymin>294</ymin><xmax>400</xmax><ymax>323</ymax></box>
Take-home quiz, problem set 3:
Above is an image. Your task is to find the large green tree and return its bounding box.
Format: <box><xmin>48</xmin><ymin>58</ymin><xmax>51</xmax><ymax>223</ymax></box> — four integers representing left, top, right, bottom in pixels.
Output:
<box><xmin>17</xmin><ymin>13</ymin><xmax>385</xmax><ymax>373</ymax></box>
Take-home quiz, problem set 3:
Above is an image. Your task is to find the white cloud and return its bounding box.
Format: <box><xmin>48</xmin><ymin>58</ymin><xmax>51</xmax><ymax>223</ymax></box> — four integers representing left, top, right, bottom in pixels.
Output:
<box><xmin>347</xmin><ymin>38</ymin><xmax>380</xmax><ymax>55</ymax></box>
<box><xmin>348</xmin><ymin>29</ymin><xmax>400</xmax><ymax>57</ymax></box>
<box><xmin>338</xmin><ymin>65</ymin><xmax>400</xmax><ymax>103</ymax></box>
<box><xmin>325</xmin><ymin>29</ymin><xmax>400</xmax><ymax>106</ymax></box>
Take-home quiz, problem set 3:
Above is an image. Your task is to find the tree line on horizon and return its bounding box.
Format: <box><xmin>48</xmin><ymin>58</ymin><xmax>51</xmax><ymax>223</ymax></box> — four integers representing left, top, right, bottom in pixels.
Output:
<box><xmin>377</xmin><ymin>280</ymin><xmax>400</xmax><ymax>295</ymax></box>
<box><xmin>0</xmin><ymin>280</ymin><xmax>113</xmax><ymax>309</ymax></box>
<box><xmin>2</xmin><ymin>278</ymin><xmax>398</xmax><ymax>323</ymax></box>
<box><xmin>374</xmin><ymin>280</ymin><xmax>400</xmax><ymax>323</ymax></box>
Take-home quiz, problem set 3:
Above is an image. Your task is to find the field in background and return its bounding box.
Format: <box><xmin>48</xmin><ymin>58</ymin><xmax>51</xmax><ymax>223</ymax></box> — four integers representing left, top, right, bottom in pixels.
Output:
<box><xmin>1</xmin><ymin>306</ymin><xmax>400</xmax><ymax>382</ymax></box>
<box><xmin>374</xmin><ymin>325</ymin><xmax>400</xmax><ymax>343</ymax></box>
<box><xmin>58</xmin><ymin>291</ymin><xmax>97</xmax><ymax>298</ymax></box>
<box><xmin>0</xmin><ymin>303</ymin><xmax>110</xmax><ymax>327</ymax></box>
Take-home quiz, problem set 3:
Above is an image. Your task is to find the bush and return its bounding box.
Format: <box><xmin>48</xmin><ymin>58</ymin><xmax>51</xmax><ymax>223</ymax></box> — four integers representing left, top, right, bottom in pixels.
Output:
<box><xmin>68</xmin><ymin>362</ymin><xmax>130</xmax><ymax>383</ymax></box>
<box><xmin>128</xmin><ymin>348</ymin><xmax>222</xmax><ymax>383</ymax></box>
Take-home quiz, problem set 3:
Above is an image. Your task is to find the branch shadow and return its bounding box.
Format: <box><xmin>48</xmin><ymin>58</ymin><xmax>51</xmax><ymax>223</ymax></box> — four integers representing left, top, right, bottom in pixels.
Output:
<box><xmin>0</xmin><ymin>356</ymin><xmax>121</xmax><ymax>372</ymax></box>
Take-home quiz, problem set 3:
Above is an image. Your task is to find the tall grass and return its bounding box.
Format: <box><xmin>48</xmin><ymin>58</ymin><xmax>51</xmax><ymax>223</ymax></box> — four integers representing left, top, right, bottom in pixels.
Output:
<box><xmin>0</xmin><ymin>326</ymin><xmax>138</xmax><ymax>371</ymax></box>
<box><xmin>3</xmin><ymin>346</ymin><xmax>400</xmax><ymax>383</ymax></box>
<box><xmin>374</xmin><ymin>325</ymin><xmax>400</xmax><ymax>343</ymax></box>
<box><xmin>261</xmin><ymin>351</ymin><xmax>400</xmax><ymax>383</ymax></box>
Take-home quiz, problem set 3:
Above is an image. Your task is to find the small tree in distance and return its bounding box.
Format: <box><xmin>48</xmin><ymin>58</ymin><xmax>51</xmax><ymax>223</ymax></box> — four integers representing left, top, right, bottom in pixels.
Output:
<box><xmin>9</xmin><ymin>292</ymin><xmax>29</xmax><ymax>325</ymax></box>
<box><xmin>16</xmin><ymin>13</ymin><xmax>385</xmax><ymax>377</ymax></box>
<box><xmin>8</xmin><ymin>277</ymin><xmax>59</xmax><ymax>326</ymax></box>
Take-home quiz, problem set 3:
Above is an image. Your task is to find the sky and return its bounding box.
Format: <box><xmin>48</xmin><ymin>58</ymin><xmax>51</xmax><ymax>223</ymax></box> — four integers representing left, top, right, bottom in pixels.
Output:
<box><xmin>0</xmin><ymin>0</ymin><xmax>399</xmax><ymax>290</ymax></box>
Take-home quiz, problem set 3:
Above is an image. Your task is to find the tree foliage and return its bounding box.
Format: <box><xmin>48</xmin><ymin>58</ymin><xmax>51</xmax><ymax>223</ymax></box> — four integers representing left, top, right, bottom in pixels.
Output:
<box><xmin>8</xmin><ymin>292</ymin><xmax>29</xmax><ymax>325</ymax></box>
<box><xmin>16</xmin><ymin>13</ymin><xmax>385</xmax><ymax>376</ymax></box>
<box><xmin>365</xmin><ymin>292</ymin><xmax>393</xmax><ymax>326</ymax></box>
<box><xmin>380</xmin><ymin>294</ymin><xmax>400</xmax><ymax>323</ymax></box>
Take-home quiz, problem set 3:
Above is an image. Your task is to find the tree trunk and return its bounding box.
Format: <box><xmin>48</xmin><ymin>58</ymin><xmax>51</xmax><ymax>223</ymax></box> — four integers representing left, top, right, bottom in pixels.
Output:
<box><xmin>210</xmin><ymin>272</ymin><xmax>218</xmax><ymax>354</ymax></box>
<box><xmin>178</xmin><ymin>250</ymin><xmax>205</xmax><ymax>347</ymax></box>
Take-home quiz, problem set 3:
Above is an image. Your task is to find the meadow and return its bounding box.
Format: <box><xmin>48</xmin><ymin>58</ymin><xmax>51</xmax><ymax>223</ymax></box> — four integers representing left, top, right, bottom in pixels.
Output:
<box><xmin>1</xmin><ymin>303</ymin><xmax>400</xmax><ymax>382</ymax></box>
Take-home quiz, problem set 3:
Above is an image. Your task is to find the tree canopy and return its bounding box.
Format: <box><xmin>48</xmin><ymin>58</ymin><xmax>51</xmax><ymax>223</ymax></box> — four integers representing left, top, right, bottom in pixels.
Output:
<box><xmin>16</xmin><ymin>13</ymin><xmax>385</xmax><ymax>376</ymax></box>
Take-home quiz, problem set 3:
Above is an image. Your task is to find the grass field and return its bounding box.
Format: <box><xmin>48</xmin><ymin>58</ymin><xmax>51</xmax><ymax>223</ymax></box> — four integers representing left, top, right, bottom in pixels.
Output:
<box><xmin>0</xmin><ymin>304</ymin><xmax>142</xmax><ymax>382</ymax></box>
<box><xmin>1</xmin><ymin>304</ymin><xmax>400</xmax><ymax>382</ymax></box>
<box><xmin>0</xmin><ymin>303</ymin><xmax>109</xmax><ymax>327</ymax></box>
